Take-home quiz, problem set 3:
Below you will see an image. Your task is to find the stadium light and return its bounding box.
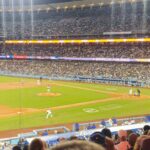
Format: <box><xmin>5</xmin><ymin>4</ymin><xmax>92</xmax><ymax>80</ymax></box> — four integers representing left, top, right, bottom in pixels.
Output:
<box><xmin>110</xmin><ymin>1</ymin><xmax>114</xmax><ymax>5</ymax></box>
<box><xmin>90</xmin><ymin>3</ymin><xmax>94</xmax><ymax>8</ymax></box>
<box><xmin>99</xmin><ymin>3</ymin><xmax>103</xmax><ymax>7</ymax></box>
<box><xmin>5</xmin><ymin>38</ymin><xmax>150</xmax><ymax>44</ymax></box>
<box><xmin>46</xmin><ymin>8</ymin><xmax>50</xmax><ymax>12</ymax></box>
<box><xmin>81</xmin><ymin>5</ymin><xmax>85</xmax><ymax>8</ymax></box>
<box><xmin>73</xmin><ymin>5</ymin><xmax>76</xmax><ymax>9</ymax></box>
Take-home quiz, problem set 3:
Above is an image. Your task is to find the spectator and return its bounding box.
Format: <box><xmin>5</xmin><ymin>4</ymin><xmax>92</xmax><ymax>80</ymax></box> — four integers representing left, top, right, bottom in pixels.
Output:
<box><xmin>140</xmin><ymin>137</ymin><xmax>150</xmax><ymax>150</ymax></box>
<box><xmin>29</xmin><ymin>138</ymin><xmax>47</xmax><ymax>150</ymax></box>
<box><xmin>90</xmin><ymin>132</ymin><xmax>115</xmax><ymax>150</ymax></box>
<box><xmin>12</xmin><ymin>145</ymin><xmax>21</xmax><ymax>150</ymax></box>
<box><xmin>115</xmin><ymin>130</ymin><xmax>131</xmax><ymax>150</ymax></box>
<box><xmin>23</xmin><ymin>145</ymin><xmax>29</xmax><ymax>150</ymax></box>
<box><xmin>42</xmin><ymin>130</ymin><xmax>49</xmax><ymax>136</ymax></box>
<box><xmin>101</xmin><ymin>128</ymin><xmax>112</xmax><ymax>138</ymax></box>
<box><xmin>143</xmin><ymin>125</ymin><xmax>150</xmax><ymax>135</ymax></box>
<box><xmin>134</xmin><ymin>135</ymin><xmax>149</xmax><ymax>150</ymax></box>
<box><xmin>90</xmin><ymin>132</ymin><xmax>106</xmax><ymax>147</ymax></box>
<box><xmin>128</xmin><ymin>133</ymin><xmax>138</xmax><ymax>150</ymax></box>
<box><xmin>50</xmin><ymin>140</ymin><xmax>105</xmax><ymax>150</ymax></box>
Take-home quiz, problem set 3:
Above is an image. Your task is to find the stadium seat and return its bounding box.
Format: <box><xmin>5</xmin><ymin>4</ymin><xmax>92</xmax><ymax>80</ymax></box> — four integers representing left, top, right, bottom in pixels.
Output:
<box><xmin>145</xmin><ymin>116</ymin><xmax>150</xmax><ymax>122</ymax></box>
<box><xmin>112</xmin><ymin>118</ymin><xmax>118</xmax><ymax>126</ymax></box>
<box><xmin>100</xmin><ymin>120</ymin><xmax>106</xmax><ymax>127</ymax></box>
<box><xmin>73</xmin><ymin>123</ymin><xmax>80</xmax><ymax>131</ymax></box>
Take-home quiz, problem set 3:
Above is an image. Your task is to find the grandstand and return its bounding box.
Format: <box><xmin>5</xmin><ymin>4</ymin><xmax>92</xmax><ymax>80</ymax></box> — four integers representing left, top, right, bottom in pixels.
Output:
<box><xmin>0</xmin><ymin>0</ymin><xmax>150</xmax><ymax>149</ymax></box>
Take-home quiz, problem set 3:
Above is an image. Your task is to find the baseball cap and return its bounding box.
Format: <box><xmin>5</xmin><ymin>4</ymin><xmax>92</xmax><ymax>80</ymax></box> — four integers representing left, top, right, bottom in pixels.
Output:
<box><xmin>90</xmin><ymin>132</ymin><xmax>106</xmax><ymax>147</ymax></box>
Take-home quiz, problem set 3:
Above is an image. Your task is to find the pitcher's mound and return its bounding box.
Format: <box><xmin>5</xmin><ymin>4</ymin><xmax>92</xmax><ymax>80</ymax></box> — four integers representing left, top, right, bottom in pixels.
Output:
<box><xmin>37</xmin><ymin>93</ymin><xmax>61</xmax><ymax>97</ymax></box>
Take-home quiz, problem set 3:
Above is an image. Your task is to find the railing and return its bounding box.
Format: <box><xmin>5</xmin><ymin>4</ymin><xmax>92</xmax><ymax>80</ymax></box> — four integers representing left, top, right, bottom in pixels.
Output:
<box><xmin>0</xmin><ymin>116</ymin><xmax>149</xmax><ymax>149</ymax></box>
<box><xmin>33</xmin><ymin>126</ymin><xmax>70</xmax><ymax>135</ymax></box>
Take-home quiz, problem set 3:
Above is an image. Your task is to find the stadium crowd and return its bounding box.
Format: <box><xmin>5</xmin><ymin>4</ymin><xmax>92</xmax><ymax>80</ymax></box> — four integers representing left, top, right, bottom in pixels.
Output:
<box><xmin>11</xmin><ymin>125</ymin><xmax>150</xmax><ymax>150</ymax></box>
<box><xmin>0</xmin><ymin>1</ymin><xmax>150</xmax><ymax>38</ymax></box>
<box><xmin>1</xmin><ymin>44</ymin><xmax>150</xmax><ymax>58</ymax></box>
<box><xmin>0</xmin><ymin>1</ymin><xmax>149</xmax><ymax>84</ymax></box>
<box><xmin>0</xmin><ymin>60</ymin><xmax>149</xmax><ymax>82</ymax></box>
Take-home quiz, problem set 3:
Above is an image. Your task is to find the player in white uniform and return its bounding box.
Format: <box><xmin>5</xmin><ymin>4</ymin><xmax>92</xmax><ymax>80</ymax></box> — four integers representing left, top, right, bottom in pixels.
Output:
<box><xmin>47</xmin><ymin>85</ymin><xmax>51</xmax><ymax>92</ymax></box>
<box><xmin>129</xmin><ymin>88</ymin><xmax>133</xmax><ymax>96</ymax></box>
<box><xmin>46</xmin><ymin>109</ymin><xmax>53</xmax><ymax>119</ymax></box>
<box><xmin>37</xmin><ymin>80</ymin><xmax>41</xmax><ymax>85</ymax></box>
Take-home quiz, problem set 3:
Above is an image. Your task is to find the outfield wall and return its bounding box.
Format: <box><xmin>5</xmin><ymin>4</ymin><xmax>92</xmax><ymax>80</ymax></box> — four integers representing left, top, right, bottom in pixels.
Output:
<box><xmin>0</xmin><ymin>71</ymin><xmax>149</xmax><ymax>87</ymax></box>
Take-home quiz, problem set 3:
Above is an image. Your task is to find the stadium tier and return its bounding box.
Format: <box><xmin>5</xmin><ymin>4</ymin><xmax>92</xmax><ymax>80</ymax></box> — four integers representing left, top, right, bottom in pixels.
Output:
<box><xmin>0</xmin><ymin>1</ymin><xmax>150</xmax><ymax>38</ymax></box>
<box><xmin>0</xmin><ymin>42</ymin><xmax>150</xmax><ymax>86</ymax></box>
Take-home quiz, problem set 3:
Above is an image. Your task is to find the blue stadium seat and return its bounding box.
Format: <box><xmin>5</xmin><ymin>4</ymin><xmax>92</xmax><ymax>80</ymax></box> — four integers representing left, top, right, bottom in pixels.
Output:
<box><xmin>73</xmin><ymin>123</ymin><xmax>80</xmax><ymax>131</ymax></box>
<box><xmin>145</xmin><ymin>116</ymin><xmax>150</xmax><ymax>122</ymax></box>
<box><xmin>101</xmin><ymin>120</ymin><xmax>106</xmax><ymax>127</ymax></box>
<box><xmin>112</xmin><ymin>118</ymin><xmax>118</xmax><ymax>125</ymax></box>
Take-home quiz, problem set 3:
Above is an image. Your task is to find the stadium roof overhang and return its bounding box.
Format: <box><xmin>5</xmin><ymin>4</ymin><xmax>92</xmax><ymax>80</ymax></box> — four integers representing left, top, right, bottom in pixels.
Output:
<box><xmin>0</xmin><ymin>0</ymin><xmax>149</xmax><ymax>12</ymax></box>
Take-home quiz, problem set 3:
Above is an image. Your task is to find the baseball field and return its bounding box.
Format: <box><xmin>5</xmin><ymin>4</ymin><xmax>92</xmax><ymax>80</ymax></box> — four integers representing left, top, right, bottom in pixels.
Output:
<box><xmin>0</xmin><ymin>76</ymin><xmax>150</xmax><ymax>132</ymax></box>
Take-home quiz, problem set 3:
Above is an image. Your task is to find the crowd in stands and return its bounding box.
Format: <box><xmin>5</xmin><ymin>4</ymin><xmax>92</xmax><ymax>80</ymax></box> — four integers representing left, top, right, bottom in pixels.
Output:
<box><xmin>11</xmin><ymin>125</ymin><xmax>150</xmax><ymax>150</ymax></box>
<box><xmin>1</xmin><ymin>43</ymin><xmax>150</xmax><ymax>83</ymax></box>
<box><xmin>0</xmin><ymin>1</ymin><xmax>149</xmax><ymax>84</ymax></box>
<box><xmin>1</xmin><ymin>44</ymin><xmax>150</xmax><ymax>59</ymax></box>
<box><xmin>0</xmin><ymin>60</ymin><xmax>149</xmax><ymax>82</ymax></box>
<box><xmin>0</xmin><ymin>1</ymin><xmax>150</xmax><ymax>38</ymax></box>
<box><xmin>0</xmin><ymin>2</ymin><xmax>149</xmax><ymax>84</ymax></box>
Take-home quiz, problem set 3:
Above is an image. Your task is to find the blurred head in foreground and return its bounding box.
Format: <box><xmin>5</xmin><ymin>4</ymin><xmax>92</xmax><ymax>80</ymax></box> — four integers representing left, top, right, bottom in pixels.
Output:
<box><xmin>50</xmin><ymin>140</ymin><xmax>105</xmax><ymax>150</ymax></box>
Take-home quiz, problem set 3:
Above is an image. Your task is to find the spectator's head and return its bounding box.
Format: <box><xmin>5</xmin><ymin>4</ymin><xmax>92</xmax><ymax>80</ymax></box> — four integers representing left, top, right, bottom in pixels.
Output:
<box><xmin>23</xmin><ymin>145</ymin><xmax>29</xmax><ymax>150</ymax></box>
<box><xmin>143</xmin><ymin>125</ymin><xmax>150</xmax><ymax>131</ymax></box>
<box><xmin>50</xmin><ymin>140</ymin><xmax>105</xmax><ymax>150</ymax></box>
<box><xmin>57</xmin><ymin>137</ymin><xmax>66</xmax><ymax>143</ymax></box>
<box><xmin>143</xmin><ymin>125</ymin><xmax>150</xmax><ymax>135</ymax></box>
<box><xmin>140</xmin><ymin>137</ymin><xmax>150</xmax><ymax>150</ymax></box>
<box><xmin>105</xmin><ymin>137</ymin><xmax>115</xmax><ymax>150</ymax></box>
<box><xmin>90</xmin><ymin>132</ymin><xmax>106</xmax><ymax>147</ymax></box>
<box><xmin>133</xmin><ymin>135</ymin><xmax>148</xmax><ymax>150</ymax></box>
<box><xmin>118</xmin><ymin>130</ymin><xmax>127</xmax><ymax>141</ymax></box>
<box><xmin>29</xmin><ymin>138</ymin><xmax>47</xmax><ymax>150</ymax></box>
<box><xmin>70</xmin><ymin>135</ymin><xmax>78</xmax><ymax>140</ymax></box>
<box><xmin>12</xmin><ymin>145</ymin><xmax>21</xmax><ymax>150</ymax></box>
<box><xmin>128</xmin><ymin>133</ymin><xmax>138</xmax><ymax>147</ymax></box>
<box><xmin>148</xmin><ymin>130</ymin><xmax>150</xmax><ymax>135</ymax></box>
<box><xmin>101</xmin><ymin>128</ymin><xmax>112</xmax><ymax>138</ymax></box>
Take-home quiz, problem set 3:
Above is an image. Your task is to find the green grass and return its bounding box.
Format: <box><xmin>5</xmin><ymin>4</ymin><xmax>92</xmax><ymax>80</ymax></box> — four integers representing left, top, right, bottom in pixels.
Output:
<box><xmin>0</xmin><ymin>76</ymin><xmax>149</xmax><ymax>131</ymax></box>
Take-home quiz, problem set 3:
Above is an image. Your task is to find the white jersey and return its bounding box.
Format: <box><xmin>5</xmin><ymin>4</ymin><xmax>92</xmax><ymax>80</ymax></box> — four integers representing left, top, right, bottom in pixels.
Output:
<box><xmin>46</xmin><ymin>109</ymin><xmax>53</xmax><ymax>118</ymax></box>
<box><xmin>47</xmin><ymin>110</ymin><xmax>52</xmax><ymax>114</ymax></box>
<box><xmin>129</xmin><ymin>89</ymin><xmax>133</xmax><ymax>95</ymax></box>
<box><xmin>47</xmin><ymin>86</ymin><xmax>51</xmax><ymax>92</ymax></box>
<box><xmin>37</xmin><ymin>80</ymin><xmax>41</xmax><ymax>85</ymax></box>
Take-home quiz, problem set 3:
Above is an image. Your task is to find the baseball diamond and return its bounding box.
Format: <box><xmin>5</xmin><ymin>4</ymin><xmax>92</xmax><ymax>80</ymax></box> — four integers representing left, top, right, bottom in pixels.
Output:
<box><xmin>0</xmin><ymin>76</ymin><xmax>149</xmax><ymax>136</ymax></box>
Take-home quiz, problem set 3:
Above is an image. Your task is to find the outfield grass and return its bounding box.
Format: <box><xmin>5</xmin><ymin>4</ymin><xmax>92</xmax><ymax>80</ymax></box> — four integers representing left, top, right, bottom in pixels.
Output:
<box><xmin>0</xmin><ymin>76</ymin><xmax>149</xmax><ymax>131</ymax></box>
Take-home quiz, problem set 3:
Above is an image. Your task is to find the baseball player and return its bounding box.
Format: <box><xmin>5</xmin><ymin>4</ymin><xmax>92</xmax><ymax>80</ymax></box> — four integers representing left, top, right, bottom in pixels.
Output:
<box><xmin>47</xmin><ymin>85</ymin><xmax>51</xmax><ymax>93</ymax></box>
<box><xmin>129</xmin><ymin>88</ymin><xmax>133</xmax><ymax>96</ymax></box>
<box><xmin>46</xmin><ymin>109</ymin><xmax>53</xmax><ymax>119</ymax></box>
